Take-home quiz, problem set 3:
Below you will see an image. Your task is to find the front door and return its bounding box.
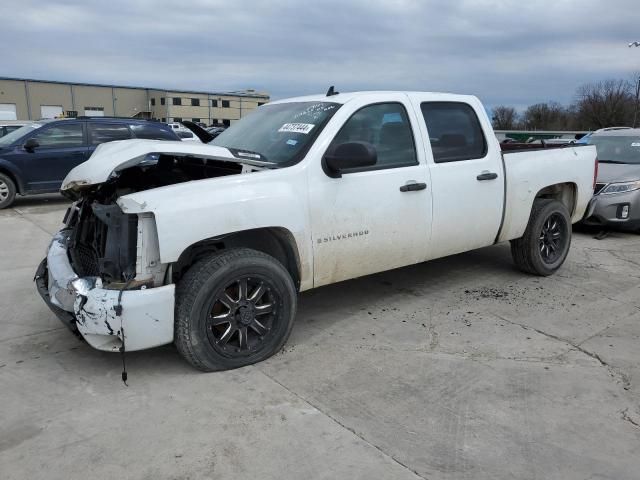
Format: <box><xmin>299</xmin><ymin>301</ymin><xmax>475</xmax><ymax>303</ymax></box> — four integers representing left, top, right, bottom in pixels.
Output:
<box><xmin>20</xmin><ymin>122</ymin><xmax>88</xmax><ymax>192</ymax></box>
<box><xmin>309</xmin><ymin>97</ymin><xmax>432</xmax><ymax>287</ymax></box>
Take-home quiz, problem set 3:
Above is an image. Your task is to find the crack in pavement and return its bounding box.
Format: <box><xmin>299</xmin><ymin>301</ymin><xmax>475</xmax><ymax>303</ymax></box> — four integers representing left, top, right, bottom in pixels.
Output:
<box><xmin>257</xmin><ymin>368</ymin><xmax>428</xmax><ymax>480</ymax></box>
<box><xmin>621</xmin><ymin>408</ymin><xmax>640</xmax><ymax>429</ymax></box>
<box><xmin>10</xmin><ymin>207</ymin><xmax>57</xmax><ymax>236</ymax></box>
<box><xmin>0</xmin><ymin>326</ymin><xmax>68</xmax><ymax>344</ymax></box>
<box><xmin>493</xmin><ymin>313</ymin><xmax>632</xmax><ymax>392</ymax></box>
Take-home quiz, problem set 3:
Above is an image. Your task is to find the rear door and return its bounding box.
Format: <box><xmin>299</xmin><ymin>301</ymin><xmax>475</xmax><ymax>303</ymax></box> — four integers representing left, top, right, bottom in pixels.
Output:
<box><xmin>309</xmin><ymin>95</ymin><xmax>432</xmax><ymax>287</ymax></box>
<box><xmin>407</xmin><ymin>95</ymin><xmax>503</xmax><ymax>259</ymax></box>
<box><xmin>20</xmin><ymin>121</ymin><xmax>88</xmax><ymax>191</ymax></box>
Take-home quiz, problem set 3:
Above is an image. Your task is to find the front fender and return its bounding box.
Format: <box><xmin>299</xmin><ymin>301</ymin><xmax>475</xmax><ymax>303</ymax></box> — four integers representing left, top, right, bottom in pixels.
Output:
<box><xmin>117</xmin><ymin>167</ymin><xmax>314</xmax><ymax>290</ymax></box>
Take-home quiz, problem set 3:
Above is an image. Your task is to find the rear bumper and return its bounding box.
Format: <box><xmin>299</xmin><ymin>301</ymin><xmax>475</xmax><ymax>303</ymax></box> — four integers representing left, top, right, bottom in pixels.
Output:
<box><xmin>581</xmin><ymin>190</ymin><xmax>640</xmax><ymax>231</ymax></box>
<box><xmin>35</xmin><ymin>231</ymin><xmax>175</xmax><ymax>352</ymax></box>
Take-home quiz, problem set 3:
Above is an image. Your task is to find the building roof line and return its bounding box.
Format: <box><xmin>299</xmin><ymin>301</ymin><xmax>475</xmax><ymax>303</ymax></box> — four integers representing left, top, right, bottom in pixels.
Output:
<box><xmin>0</xmin><ymin>76</ymin><xmax>269</xmax><ymax>99</ymax></box>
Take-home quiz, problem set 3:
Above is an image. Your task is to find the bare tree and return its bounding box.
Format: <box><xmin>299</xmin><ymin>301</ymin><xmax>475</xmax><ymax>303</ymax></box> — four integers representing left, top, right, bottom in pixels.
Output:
<box><xmin>491</xmin><ymin>106</ymin><xmax>519</xmax><ymax>130</ymax></box>
<box><xmin>572</xmin><ymin>79</ymin><xmax>635</xmax><ymax>129</ymax></box>
<box><xmin>520</xmin><ymin>102</ymin><xmax>571</xmax><ymax>130</ymax></box>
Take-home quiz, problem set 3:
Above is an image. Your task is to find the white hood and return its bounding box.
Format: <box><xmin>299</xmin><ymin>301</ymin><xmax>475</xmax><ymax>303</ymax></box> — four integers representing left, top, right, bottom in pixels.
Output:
<box><xmin>61</xmin><ymin>139</ymin><xmax>254</xmax><ymax>191</ymax></box>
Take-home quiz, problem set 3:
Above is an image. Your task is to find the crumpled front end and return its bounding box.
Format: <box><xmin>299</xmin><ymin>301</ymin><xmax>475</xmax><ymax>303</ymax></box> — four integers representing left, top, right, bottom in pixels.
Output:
<box><xmin>35</xmin><ymin>207</ymin><xmax>175</xmax><ymax>352</ymax></box>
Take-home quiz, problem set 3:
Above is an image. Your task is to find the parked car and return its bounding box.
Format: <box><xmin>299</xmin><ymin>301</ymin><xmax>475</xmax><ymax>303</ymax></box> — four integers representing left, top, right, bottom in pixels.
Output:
<box><xmin>206</xmin><ymin>126</ymin><xmax>226</xmax><ymax>139</ymax></box>
<box><xmin>0</xmin><ymin>117</ymin><xmax>180</xmax><ymax>208</ymax></box>
<box><xmin>167</xmin><ymin>122</ymin><xmax>201</xmax><ymax>142</ymax></box>
<box><xmin>36</xmin><ymin>90</ymin><xmax>597</xmax><ymax>371</ymax></box>
<box><xmin>0</xmin><ymin>121</ymin><xmax>33</xmax><ymax>138</ymax></box>
<box><xmin>576</xmin><ymin>127</ymin><xmax>633</xmax><ymax>145</ymax></box>
<box><xmin>581</xmin><ymin>128</ymin><xmax>640</xmax><ymax>231</ymax></box>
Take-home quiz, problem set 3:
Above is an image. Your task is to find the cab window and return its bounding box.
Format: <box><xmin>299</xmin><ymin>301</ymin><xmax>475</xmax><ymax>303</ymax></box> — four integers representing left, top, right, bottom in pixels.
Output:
<box><xmin>420</xmin><ymin>102</ymin><xmax>487</xmax><ymax>163</ymax></box>
<box><xmin>330</xmin><ymin>102</ymin><xmax>417</xmax><ymax>171</ymax></box>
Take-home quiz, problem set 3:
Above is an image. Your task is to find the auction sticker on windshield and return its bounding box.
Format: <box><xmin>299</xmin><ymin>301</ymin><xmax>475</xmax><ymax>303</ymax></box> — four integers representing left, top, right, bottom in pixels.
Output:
<box><xmin>278</xmin><ymin>123</ymin><xmax>315</xmax><ymax>134</ymax></box>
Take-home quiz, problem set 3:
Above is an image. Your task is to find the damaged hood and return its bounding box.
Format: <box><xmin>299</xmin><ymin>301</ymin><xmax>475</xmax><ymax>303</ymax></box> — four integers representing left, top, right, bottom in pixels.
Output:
<box><xmin>61</xmin><ymin>139</ymin><xmax>265</xmax><ymax>192</ymax></box>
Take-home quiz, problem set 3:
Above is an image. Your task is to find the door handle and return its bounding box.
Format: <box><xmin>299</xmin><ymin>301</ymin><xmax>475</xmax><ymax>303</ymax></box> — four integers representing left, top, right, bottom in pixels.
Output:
<box><xmin>477</xmin><ymin>172</ymin><xmax>498</xmax><ymax>181</ymax></box>
<box><xmin>400</xmin><ymin>182</ymin><xmax>427</xmax><ymax>192</ymax></box>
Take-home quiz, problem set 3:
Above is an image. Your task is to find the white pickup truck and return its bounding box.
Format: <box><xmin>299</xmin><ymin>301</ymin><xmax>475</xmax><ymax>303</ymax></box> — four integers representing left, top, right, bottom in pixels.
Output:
<box><xmin>36</xmin><ymin>91</ymin><xmax>597</xmax><ymax>371</ymax></box>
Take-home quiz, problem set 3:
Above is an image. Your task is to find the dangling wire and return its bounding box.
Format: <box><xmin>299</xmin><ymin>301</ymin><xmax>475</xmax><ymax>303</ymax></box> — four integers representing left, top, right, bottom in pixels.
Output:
<box><xmin>116</xmin><ymin>275</ymin><xmax>134</xmax><ymax>386</ymax></box>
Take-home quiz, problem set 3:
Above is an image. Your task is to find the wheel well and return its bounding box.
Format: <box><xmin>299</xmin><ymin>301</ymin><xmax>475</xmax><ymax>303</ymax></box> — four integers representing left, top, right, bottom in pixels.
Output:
<box><xmin>534</xmin><ymin>183</ymin><xmax>576</xmax><ymax>216</ymax></box>
<box><xmin>0</xmin><ymin>167</ymin><xmax>21</xmax><ymax>194</ymax></box>
<box><xmin>173</xmin><ymin>227</ymin><xmax>302</xmax><ymax>290</ymax></box>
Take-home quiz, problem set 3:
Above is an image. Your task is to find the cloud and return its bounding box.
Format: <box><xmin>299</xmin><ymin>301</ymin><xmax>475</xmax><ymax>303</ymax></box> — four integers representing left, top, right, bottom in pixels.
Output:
<box><xmin>1</xmin><ymin>0</ymin><xmax>639</xmax><ymax>109</ymax></box>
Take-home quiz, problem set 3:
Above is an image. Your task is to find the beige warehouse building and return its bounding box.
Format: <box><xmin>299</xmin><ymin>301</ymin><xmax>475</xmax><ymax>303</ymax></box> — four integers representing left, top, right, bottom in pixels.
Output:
<box><xmin>0</xmin><ymin>77</ymin><xmax>270</xmax><ymax>126</ymax></box>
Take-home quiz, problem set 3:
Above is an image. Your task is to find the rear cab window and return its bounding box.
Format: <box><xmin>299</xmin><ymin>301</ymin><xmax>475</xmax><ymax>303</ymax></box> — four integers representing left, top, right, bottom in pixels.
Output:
<box><xmin>420</xmin><ymin>102</ymin><xmax>487</xmax><ymax>163</ymax></box>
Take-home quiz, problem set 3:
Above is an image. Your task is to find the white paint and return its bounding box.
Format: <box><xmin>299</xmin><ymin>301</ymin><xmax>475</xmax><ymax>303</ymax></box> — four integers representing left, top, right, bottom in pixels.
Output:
<box><xmin>74</xmin><ymin>284</ymin><xmax>175</xmax><ymax>352</ymax></box>
<box><xmin>55</xmin><ymin>90</ymin><xmax>597</xmax><ymax>354</ymax></box>
<box><xmin>497</xmin><ymin>145</ymin><xmax>596</xmax><ymax>242</ymax></box>
<box><xmin>407</xmin><ymin>93</ymin><xmax>503</xmax><ymax>259</ymax></box>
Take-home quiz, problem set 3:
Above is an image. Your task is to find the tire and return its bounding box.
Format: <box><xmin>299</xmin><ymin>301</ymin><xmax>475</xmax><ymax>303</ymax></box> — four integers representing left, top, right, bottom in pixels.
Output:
<box><xmin>175</xmin><ymin>248</ymin><xmax>297</xmax><ymax>371</ymax></box>
<box><xmin>510</xmin><ymin>199</ymin><xmax>572</xmax><ymax>276</ymax></box>
<box><xmin>0</xmin><ymin>173</ymin><xmax>16</xmax><ymax>209</ymax></box>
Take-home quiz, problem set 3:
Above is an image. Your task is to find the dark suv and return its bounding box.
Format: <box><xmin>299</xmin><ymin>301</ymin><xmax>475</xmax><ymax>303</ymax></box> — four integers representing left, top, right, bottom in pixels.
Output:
<box><xmin>0</xmin><ymin>117</ymin><xmax>180</xmax><ymax>208</ymax></box>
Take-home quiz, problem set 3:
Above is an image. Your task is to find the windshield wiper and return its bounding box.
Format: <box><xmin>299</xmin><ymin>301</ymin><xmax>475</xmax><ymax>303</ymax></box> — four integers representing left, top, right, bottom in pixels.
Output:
<box><xmin>598</xmin><ymin>160</ymin><xmax>627</xmax><ymax>164</ymax></box>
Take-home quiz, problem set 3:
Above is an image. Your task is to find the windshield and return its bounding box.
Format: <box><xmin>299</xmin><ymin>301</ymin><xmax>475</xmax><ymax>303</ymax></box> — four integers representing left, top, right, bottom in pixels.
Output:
<box><xmin>588</xmin><ymin>135</ymin><xmax>640</xmax><ymax>164</ymax></box>
<box><xmin>211</xmin><ymin>101</ymin><xmax>341</xmax><ymax>164</ymax></box>
<box><xmin>0</xmin><ymin>122</ymin><xmax>45</xmax><ymax>147</ymax></box>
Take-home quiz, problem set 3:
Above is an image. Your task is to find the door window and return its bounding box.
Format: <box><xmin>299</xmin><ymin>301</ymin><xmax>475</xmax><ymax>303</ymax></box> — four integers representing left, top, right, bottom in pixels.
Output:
<box><xmin>130</xmin><ymin>124</ymin><xmax>178</xmax><ymax>140</ymax></box>
<box><xmin>32</xmin><ymin>123</ymin><xmax>84</xmax><ymax>148</ymax></box>
<box><xmin>420</xmin><ymin>102</ymin><xmax>487</xmax><ymax>163</ymax></box>
<box><xmin>330</xmin><ymin>102</ymin><xmax>417</xmax><ymax>171</ymax></box>
<box><xmin>88</xmin><ymin>123</ymin><xmax>131</xmax><ymax>145</ymax></box>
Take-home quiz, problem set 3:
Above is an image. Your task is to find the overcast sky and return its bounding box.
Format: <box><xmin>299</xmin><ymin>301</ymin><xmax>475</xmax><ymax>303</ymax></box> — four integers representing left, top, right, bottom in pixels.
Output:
<box><xmin>1</xmin><ymin>0</ymin><xmax>639</xmax><ymax>110</ymax></box>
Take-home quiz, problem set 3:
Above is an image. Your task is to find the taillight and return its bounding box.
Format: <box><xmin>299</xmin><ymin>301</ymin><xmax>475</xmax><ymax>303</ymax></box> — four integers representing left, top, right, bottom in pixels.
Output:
<box><xmin>593</xmin><ymin>158</ymin><xmax>599</xmax><ymax>191</ymax></box>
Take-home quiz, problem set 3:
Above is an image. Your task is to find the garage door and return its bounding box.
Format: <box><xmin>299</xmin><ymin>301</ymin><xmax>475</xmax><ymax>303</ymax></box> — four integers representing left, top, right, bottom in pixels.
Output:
<box><xmin>40</xmin><ymin>105</ymin><xmax>63</xmax><ymax>119</ymax></box>
<box><xmin>0</xmin><ymin>104</ymin><xmax>17</xmax><ymax>120</ymax></box>
<box><xmin>84</xmin><ymin>107</ymin><xmax>105</xmax><ymax>117</ymax></box>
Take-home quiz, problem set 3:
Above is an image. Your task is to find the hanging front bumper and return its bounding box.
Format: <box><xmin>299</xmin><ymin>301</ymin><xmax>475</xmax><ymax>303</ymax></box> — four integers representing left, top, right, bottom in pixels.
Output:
<box><xmin>35</xmin><ymin>231</ymin><xmax>176</xmax><ymax>352</ymax></box>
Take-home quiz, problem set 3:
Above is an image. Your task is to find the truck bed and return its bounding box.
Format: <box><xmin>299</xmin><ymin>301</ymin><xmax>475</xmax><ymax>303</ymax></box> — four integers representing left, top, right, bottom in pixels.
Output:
<box><xmin>497</xmin><ymin>145</ymin><xmax>597</xmax><ymax>243</ymax></box>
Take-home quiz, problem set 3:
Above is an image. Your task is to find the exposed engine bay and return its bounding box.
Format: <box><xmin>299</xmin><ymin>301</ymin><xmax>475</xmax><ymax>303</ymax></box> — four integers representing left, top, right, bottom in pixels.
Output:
<box><xmin>63</xmin><ymin>154</ymin><xmax>263</xmax><ymax>288</ymax></box>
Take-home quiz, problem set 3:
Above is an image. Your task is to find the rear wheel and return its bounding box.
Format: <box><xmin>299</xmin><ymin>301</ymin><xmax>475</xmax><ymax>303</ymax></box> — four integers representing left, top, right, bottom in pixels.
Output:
<box><xmin>0</xmin><ymin>173</ymin><xmax>16</xmax><ymax>209</ymax></box>
<box><xmin>511</xmin><ymin>199</ymin><xmax>571</xmax><ymax>276</ymax></box>
<box><xmin>175</xmin><ymin>248</ymin><xmax>297</xmax><ymax>371</ymax></box>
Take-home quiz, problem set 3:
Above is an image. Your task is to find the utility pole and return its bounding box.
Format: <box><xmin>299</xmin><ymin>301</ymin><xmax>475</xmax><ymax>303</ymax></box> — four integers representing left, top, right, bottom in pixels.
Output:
<box><xmin>630</xmin><ymin>41</ymin><xmax>640</xmax><ymax>128</ymax></box>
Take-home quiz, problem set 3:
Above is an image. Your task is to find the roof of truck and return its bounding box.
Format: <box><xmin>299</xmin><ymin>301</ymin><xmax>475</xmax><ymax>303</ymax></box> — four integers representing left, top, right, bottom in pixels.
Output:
<box><xmin>270</xmin><ymin>91</ymin><xmax>477</xmax><ymax>105</ymax></box>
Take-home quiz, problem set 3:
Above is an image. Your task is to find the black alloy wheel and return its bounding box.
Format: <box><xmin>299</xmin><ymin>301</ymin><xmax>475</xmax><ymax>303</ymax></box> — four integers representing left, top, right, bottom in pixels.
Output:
<box><xmin>206</xmin><ymin>276</ymin><xmax>279</xmax><ymax>357</ymax></box>
<box><xmin>539</xmin><ymin>212</ymin><xmax>569</xmax><ymax>264</ymax></box>
<box><xmin>175</xmin><ymin>248</ymin><xmax>297</xmax><ymax>371</ymax></box>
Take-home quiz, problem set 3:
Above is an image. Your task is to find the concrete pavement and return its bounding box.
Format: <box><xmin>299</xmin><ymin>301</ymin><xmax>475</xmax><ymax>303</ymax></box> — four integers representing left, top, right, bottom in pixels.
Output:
<box><xmin>1</xmin><ymin>194</ymin><xmax>639</xmax><ymax>479</ymax></box>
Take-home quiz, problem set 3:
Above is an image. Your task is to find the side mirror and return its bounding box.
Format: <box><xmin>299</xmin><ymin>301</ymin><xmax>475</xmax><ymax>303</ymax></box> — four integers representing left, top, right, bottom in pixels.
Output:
<box><xmin>323</xmin><ymin>141</ymin><xmax>377</xmax><ymax>178</ymax></box>
<box><xmin>24</xmin><ymin>138</ymin><xmax>39</xmax><ymax>152</ymax></box>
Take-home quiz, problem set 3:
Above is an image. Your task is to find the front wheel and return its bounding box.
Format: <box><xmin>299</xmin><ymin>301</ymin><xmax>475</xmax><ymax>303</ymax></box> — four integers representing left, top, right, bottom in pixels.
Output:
<box><xmin>0</xmin><ymin>173</ymin><xmax>16</xmax><ymax>209</ymax></box>
<box><xmin>511</xmin><ymin>199</ymin><xmax>571</xmax><ymax>276</ymax></box>
<box><xmin>175</xmin><ymin>248</ymin><xmax>297</xmax><ymax>371</ymax></box>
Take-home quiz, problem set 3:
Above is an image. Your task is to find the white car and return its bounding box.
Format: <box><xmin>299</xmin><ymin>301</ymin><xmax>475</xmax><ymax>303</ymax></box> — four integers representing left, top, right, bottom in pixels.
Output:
<box><xmin>167</xmin><ymin>122</ymin><xmax>201</xmax><ymax>142</ymax></box>
<box><xmin>37</xmin><ymin>90</ymin><xmax>597</xmax><ymax>371</ymax></box>
<box><xmin>0</xmin><ymin>121</ymin><xmax>33</xmax><ymax>138</ymax></box>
